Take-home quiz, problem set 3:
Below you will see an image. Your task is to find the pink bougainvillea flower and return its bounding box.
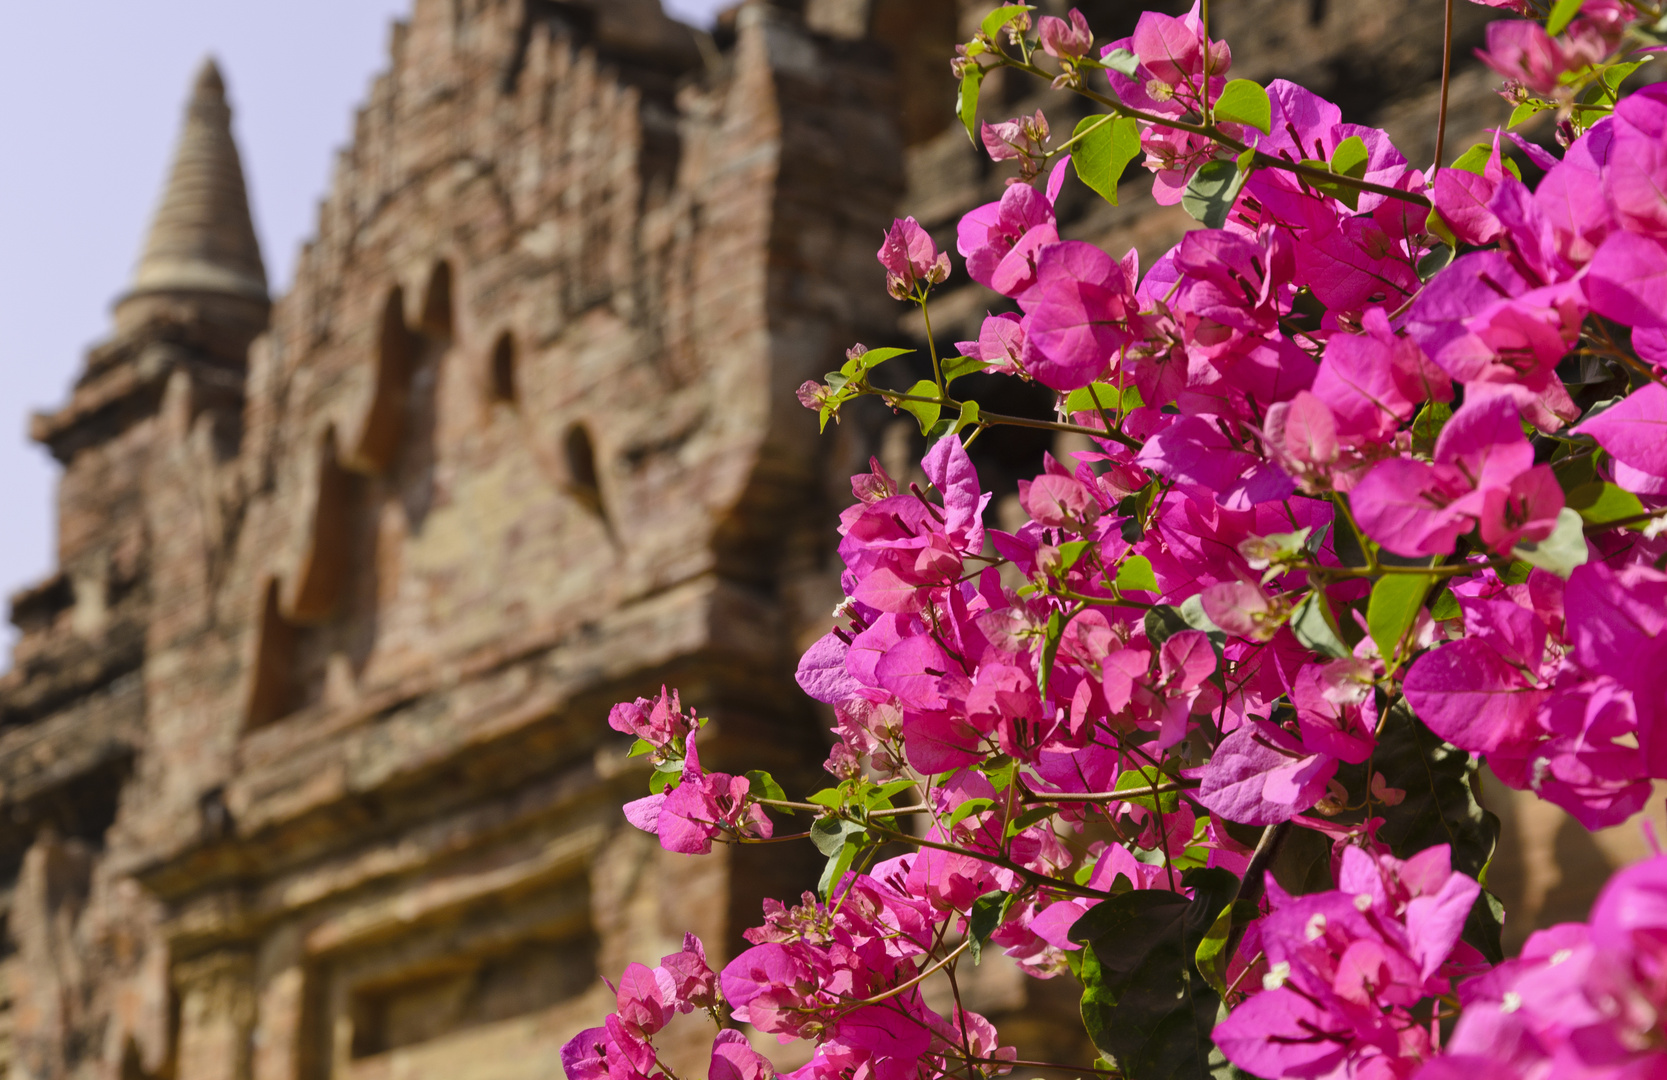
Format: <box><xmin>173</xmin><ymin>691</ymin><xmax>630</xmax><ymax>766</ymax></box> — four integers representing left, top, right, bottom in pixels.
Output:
<box><xmin>877</xmin><ymin>216</ymin><xmax>950</xmax><ymax>299</ymax></box>
<box><xmin>608</xmin><ymin>685</ymin><xmax>697</xmax><ymax>749</ymax></box>
<box><xmin>1352</xmin><ymin>396</ymin><xmax>1562</xmax><ymax>557</ymax></box>
<box><xmin>1476</xmin><ymin>19</ymin><xmax>1570</xmax><ymax>95</ymax></box>
<box><xmin>1311</xmin><ymin>307</ymin><xmax>1450</xmax><ymax>444</ymax></box>
<box><xmin>1603</xmin><ymin>84</ymin><xmax>1667</xmax><ymax>238</ymax></box>
<box><xmin>1019</xmin><ymin>240</ymin><xmax>1141</xmax><ymax>390</ymax></box>
<box><xmin>623</xmin><ymin>735</ymin><xmax>772</xmax><ymax>854</ymax></box>
<box><xmin>958</xmin><ymin>180</ymin><xmax>1060</xmax><ymax>298</ymax></box>
<box><xmin>1038</xmin><ymin>9</ymin><xmax>1093</xmax><ymax>59</ymax></box>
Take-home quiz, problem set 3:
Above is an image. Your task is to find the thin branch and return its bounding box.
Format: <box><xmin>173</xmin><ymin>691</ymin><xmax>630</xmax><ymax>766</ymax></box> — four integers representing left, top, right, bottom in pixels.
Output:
<box><xmin>991</xmin><ymin>55</ymin><xmax>1433</xmax><ymax>208</ymax></box>
<box><xmin>1434</xmin><ymin>0</ymin><xmax>1455</xmax><ymax>172</ymax></box>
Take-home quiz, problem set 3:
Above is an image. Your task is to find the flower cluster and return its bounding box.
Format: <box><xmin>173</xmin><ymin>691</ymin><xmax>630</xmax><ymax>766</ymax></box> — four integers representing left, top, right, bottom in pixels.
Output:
<box><xmin>568</xmin><ymin>2</ymin><xmax>1667</xmax><ymax>1079</ymax></box>
<box><xmin>1215</xmin><ymin>843</ymin><xmax>1484</xmax><ymax>1078</ymax></box>
<box><xmin>1423</xmin><ymin>852</ymin><xmax>1667</xmax><ymax>1079</ymax></box>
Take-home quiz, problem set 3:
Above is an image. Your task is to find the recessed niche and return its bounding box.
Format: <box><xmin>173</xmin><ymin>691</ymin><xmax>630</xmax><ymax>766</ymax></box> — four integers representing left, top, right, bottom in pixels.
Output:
<box><xmin>562</xmin><ymin>423</ymin><xmax>606</xmax><ymax>520</ymax></box>
<box><xmin>348</xmin><ymin>936</ymin><xmax>596</xmax><ymax>1058</ymax></box>
<box><xmin>245</xmin><ymin>578</ymin><xmax>298</xmax><ymax>729</ymax></box>
<box><xmin>489</xmin><ymin>332</ymin><xmax>516</xmax><ymax>405</ymax></box>
<box><xmin>420</xmin><ymin>261</ymin><xmax>455</xmax><ymax>342</ymax></box>
<box><xmin>344</xmin><ymin>289</ymin><xmax>415</xmax><ymax>476</ymax></box>
<box><xmin>286</xmin><ymin>426</ymin><xmax>356</xmax><ymax>624</ymax></box>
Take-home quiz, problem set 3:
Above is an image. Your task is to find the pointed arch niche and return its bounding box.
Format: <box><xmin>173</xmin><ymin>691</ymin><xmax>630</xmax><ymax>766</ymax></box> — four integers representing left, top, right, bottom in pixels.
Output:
<box><xmin>344</xmin><ymin>288</ymin><xmax>415</xmax><ymax>476</ymax></box>
<box><xmin>562</xmin><ymin>422</ymin><xmax>608</xmax><ymax>524</ymax></box>
<box><xmin>245</xmin><ymin>577</ymin><xmax>298</xmax><ymax>730</ymax></box>
<box><xmin>488</xmin><ymin>330</ymin><xmax>517</xmax><ymax>405</ymax></box>
<box><xmin>419</xmin><ymin>260</ymin><xmax>455</xmax><ymax>342</ymax></box>
<box><xmin>285</xmin><ymin>425</ymin><xmax>358</xmax><ymax>624</ymax></box>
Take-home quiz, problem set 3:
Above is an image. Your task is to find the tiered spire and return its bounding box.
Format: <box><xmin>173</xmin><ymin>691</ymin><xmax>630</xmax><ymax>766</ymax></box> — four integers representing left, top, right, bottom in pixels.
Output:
<box><xmin>123</xmin><ymin>59</ymin><xmax>267</xmax><ymax>305</ymax></box>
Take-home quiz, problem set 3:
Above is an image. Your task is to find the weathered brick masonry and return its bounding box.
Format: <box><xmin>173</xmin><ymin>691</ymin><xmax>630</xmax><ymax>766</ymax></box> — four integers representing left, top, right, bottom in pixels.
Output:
<box><xmin>0</xmin><ymin>2</ymin><xmax>1644</xmax><ymax>1078</ymax></box>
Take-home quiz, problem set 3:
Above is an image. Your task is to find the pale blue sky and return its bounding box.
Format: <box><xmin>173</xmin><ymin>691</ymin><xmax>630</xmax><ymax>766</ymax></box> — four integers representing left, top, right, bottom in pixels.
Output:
<box><xmin>0</xmin><ymin>1</ymin><xmax>729</xmax><ymax>664</ymax></box>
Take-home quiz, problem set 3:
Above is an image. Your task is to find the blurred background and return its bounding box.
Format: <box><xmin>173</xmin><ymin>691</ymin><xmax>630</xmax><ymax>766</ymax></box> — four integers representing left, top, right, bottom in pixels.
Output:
<box><xmin>0</xmin><ymin>0</ymin><xmax>730</xmax><ymax>664</ymax></box>
<box><xmin>0</xmin><ymin>6</ymin><xmax>1657</xmax><ymax>1080</ymax></box>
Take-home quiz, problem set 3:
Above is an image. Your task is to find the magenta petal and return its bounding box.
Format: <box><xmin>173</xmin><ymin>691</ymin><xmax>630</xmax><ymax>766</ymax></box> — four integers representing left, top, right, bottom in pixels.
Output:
<box><xmin>709</xmin><ymin>1030</ymin><xmax>770</xmax><ymax>1080</ymax></box>
<box><xmin>1585</xmin><ymin>231</ymin><xmax>1667</xmax><ymax>330</ymax></box>
<box><xmin>1196</xmin><ymin>722</ymin><xmax>1334</xmax><ymax>824</ymax></box>
<box><xmin>797</xmin><ymin>631</ymin><xmax>862</xmax><ymax>704</ymax></box>
<box><xmin>1433</xmin><ymin>167</ymin><xmax>1502</xmax><ymax>245</ymax></box>
<box><xmin>1574</xmin><ymin>382</ymin><xmax>1667</xmax><ymax>479</ymax></box>
<box><xmin>1405</xmin><ymin>870</ymin><xmax>1481</xmax><ymax>980</ymax></box>
<box><xmin>623</xmin><ymin>793</ymin><xmax>666</xmax><ymax>834</ymax></box>
<box><xmin>1351</xmin><ymin>458</ymin><xmax>1465</xmax><ymax>558</ymax></box>
<box><xmin>1213</xmin><ymin>987</ymin><xmax>1352</xmax><ymax>1078</ymax></box>
<box><xmin>1403</xmin><ymin>638</ymin><xmax>1546</xmax><ymax>754</ymax></box>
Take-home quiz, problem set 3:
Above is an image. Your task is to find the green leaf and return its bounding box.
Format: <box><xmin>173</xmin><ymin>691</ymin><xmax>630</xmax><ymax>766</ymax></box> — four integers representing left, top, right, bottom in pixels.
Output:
<box><xmin>949</xmin><ymin>399</ymin><xmax>982</xmax><ymax>436</ymax></box>
<box><xmin>944</xmin><ymin>797</ymin><xmax>995</xmax><ymax>829</ymax></box>
<box><xmin>1101</xmin><ymin>47</ymin><xmax>1141</xmax><ymax>77</ymax></box>
<box><xmin>1511</xmin><ymin>507</ymin><xmax>1590</xmax><ymax>579</ymax></box>
<box><xmin>1193</xmin><ymin>902</ymin><xmax>1236</xmax><ymax>997</ymax></box>
<box><xmin>1295</xmin><ymin>136</ymin><xmax>1371</xmax><ymax>209</ymax></box>
<box><xmin>1291</xmin><ymin>590</ymin><xmax>1349</xmax><ymax>659</ymax></box>
<box><xmin>628</xmin><ymin>738</ymin><xmax>656</xmax><ymax>758</ymax></box>
<box><xmin>810</xmin><ymin>816</ymin><xmax>865</xmax><ymax>858</ymax></box>
<box><xmin>1429</xmin><ymin>587</ymin><xmax>1461</xmax><ymax>622</ymax></box>
<box><xmin>942</xmin><ymin>353</ymin><xmax>987</xmax><ymax>384</ymax></box>
<box><xmin>897</xmin><ymin>379</ymin><xmax>943</xmax><ymax>435</ymax></box>
<box><xmin>1450</xmin><ymin>143</ymin><xmax>1492</xmax><ymax>175</ymax></box>
<box><xmin>806</xmin><ymin>787</ymin><xmax>845</xmax><ymax>809</ymax></box>
<box><xmin>1116</xmin><ymin>765</ymin><xmax>1179</xmax><ymax>814</ymax></box>
<box><xmin>818</xmin><ymin>841</ymin><xmax>860</xmax><ymax>900</ymax></box>
<box><xmin>1602</xmin><ymin>58</ymin><xmax>1649</xmax><ymax>95</ymax></box>
<box><xmin>968</xmin><ymin>891</ymin><xmax>1016</xmax><ymax>964</ymax></box>
<box><xmin>1568</xmin><ymin>480</ymin><xmax>1647</xmax><ymax>528</ymax></box>
<box><xmin>980</xmin><ymin>4</ymin><xmax>1035</xmax><ymax>40</ymax></box>
<box><xmin>1073</xmin><ymin>115</ymin><xmax>1142</xmax><ymax>206</ymax></box>
<box><xmin>1116</xmin><ymin>555</ymin><xmax>1160</xmax><ymax>593</ymax></box>
<box><xmin>1066</xmin><ymin>381</ymin><xmax>1143</xmax><ymax>415</ymax></box>
<box><xmin>1212</xmin><ymin>79</ymin><xmax>1272</xmax><ymax>134</ymax></box>
<box><xmin>866</xmin><ymin>778</ymin><xmax>916</xmax><ymax>809</ymax></box>
<box><xmin>1508</xmin><ymin>100</ymin><xmax>1553</xmax><ymax>128</ymax></box>
<box><xmin>1181</xmin><ymin>159</ymin><xmax>1246</xmax><ymax>230</ymax></box>
<box><xmin>1059</xmin><ymin>539</ymin><xmax>1095</xmax><ymax>572</ymax></box>
<box><xmin>1039</xmin><ymin>608</ymin><xmax>1072</xmax><ymax>697</ymax></box>
<box><xmin>982</xmin><ymin>756</ymin><xmax>1019</xmax><ymax>792</ymax></box>
<box><xmin>745</xmin><ymin>770</ymin><xmax>788</xmax><ymax>804</ymax></box>
<box><xmin>1416</xmin><ymin>243</ymin><xmax>1454</xmax><ymax>282</ymax></box>
<box><xmin>1179</xmin><ymin>594</ymin><xmax>1224</xmax><ymax>636</ymax></box>
<box><xmin>1546</xmin><ymin>0</ymin><xmax>1583</xmax><ymax>36</ymax></box>
<box><xmin>1463</xmin><ymin>887</ymin><xmax>1507</xmax><ymax>966</ymax></box>
<box><xmin>1069</xmin><ymin>872</ymin><xmax>1236</xmax><ymax>1080</ymax></box>
<box><xmin>842</xmin><ymin>346</ymin><xmax>913</xmax><ymax>378</ymax></box>
<box><xmin>1368</xmin><ymin>572</ymin><xmax>1435</xmax><ymax>673</ymax></box>
<box><xmin>1331</xmin><ymin>135</ymin><xmax>1369</xmax><ymax>179</ymax></box>
<box><xmin>1374</xmin><ymin>699</ymin><xmax>1500</xmax><ymax>882</ymax></box>
<box><xmin>1143</xmin><ymin>604</ymin><xmax>1190</xmax><ymax>647</ymax></box>
<box><xmin>1410</xmin><ymin>399</ymin><xmax>1452</xmax><ymax>455</ymax></box>
<box><xmin>1425</xmin><ymin>207</ymin><xmax>1457</xmax><ymax>249</ymax></box>
<box><xmin>649</xmin><ymin>766</ymin><xmax>680</xmax><ymax>795</ymax></box>
<box><xmin>959</xmin><ymin>64</ymin><xmax>986</xmax><ymax>144</ymax></box>
<box><xmin>1005</xmin><ymin>805</ymin><xmax>1057</xmax><ymax>838</ymax></box>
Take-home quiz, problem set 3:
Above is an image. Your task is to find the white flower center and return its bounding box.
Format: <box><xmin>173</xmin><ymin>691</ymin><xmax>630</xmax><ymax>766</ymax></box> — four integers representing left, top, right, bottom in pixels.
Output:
<box><xmin>1305</xmin><ymin>913</ymin><xmax>1327</xmax><ymax>941</ymax></box>
<box><xmin>1501</xmin><ymin>991</ymin><xmax>1523</xmax><ymax>1014</ymax></box>
<box><xmin>1353</xmin><ymin>893</ymin><xmax>1373</xmax><ymax>912</ymax></box>
<box><xmin>1263</xmin><ymin>961</ymin><xmax>1292</xmax><ymax>991</ymax></box>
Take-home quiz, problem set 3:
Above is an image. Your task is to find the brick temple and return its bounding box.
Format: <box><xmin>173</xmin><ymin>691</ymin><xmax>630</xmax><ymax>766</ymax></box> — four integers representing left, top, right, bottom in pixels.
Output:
<box><xmin>0</xmin><ymin>2</ymin><xmax>1649</xmax><ymax>1079</ymax></box>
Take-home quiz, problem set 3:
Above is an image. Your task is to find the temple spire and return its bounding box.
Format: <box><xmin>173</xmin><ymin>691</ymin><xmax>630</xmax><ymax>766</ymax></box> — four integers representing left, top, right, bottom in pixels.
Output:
<box><xmin>121</xmin><ymin>59</ymin><xmax>267</xmax><ymax>310</ymax></box>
